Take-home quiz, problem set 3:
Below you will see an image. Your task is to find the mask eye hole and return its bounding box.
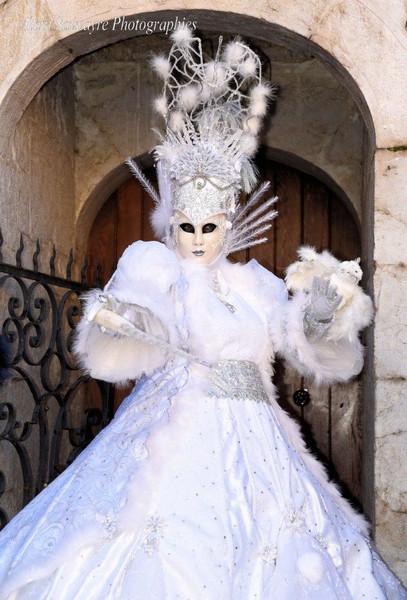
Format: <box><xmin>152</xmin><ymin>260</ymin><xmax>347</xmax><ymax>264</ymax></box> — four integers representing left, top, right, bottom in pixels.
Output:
<box><xmin>202</xmin><ymin>223</ymin><xmax>217</xmax><ymax>234</ymax></box>
<box><xmin>180</xmin><ymin>223</ymin><xmax>195</xmax><ymax>233</ymax></box>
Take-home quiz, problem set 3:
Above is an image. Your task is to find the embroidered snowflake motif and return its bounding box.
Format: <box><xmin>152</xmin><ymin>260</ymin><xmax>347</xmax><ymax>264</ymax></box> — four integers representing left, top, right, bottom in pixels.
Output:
<box><xmin>262</xmin><ymin>544</ymin><xmax>277</xmax><ymax>565</ymax></box>
<box><xmin>315</xmin><ymin>533</ymin><xmax>328</xmax><ymax>549</ymax></box>
<box><xmin>141</xmin><ymin>514</ymin><xmax>166</xmax><ymax>556</ymax></box>
<box><xmin>286</xmin><ymin>507</ymin><xmax>305</xmax><ymax>531</ymax></box>
<box><xmin>95</xmin><ymin>509</ymin><xmax>117</xmax><ymax>539</ymax></box>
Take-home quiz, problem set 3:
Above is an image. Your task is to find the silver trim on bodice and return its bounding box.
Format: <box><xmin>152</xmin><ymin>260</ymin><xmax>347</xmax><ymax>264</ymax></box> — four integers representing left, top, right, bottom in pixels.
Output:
<box><xmin>208</xmin><ymin>359</ymin><xmax>269</xmax><ymax>403</ymax></box>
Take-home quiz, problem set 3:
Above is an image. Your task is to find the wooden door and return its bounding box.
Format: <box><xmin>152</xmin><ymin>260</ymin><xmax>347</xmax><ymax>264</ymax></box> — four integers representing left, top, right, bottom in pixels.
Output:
<box><xmin>87</xmin><ymin>161</ymin><xmax>363</xmax><ymax>503</ymax></box>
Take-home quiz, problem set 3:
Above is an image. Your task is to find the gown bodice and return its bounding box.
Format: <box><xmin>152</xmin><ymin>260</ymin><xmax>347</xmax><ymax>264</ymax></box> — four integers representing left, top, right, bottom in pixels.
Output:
<box><xmin>179</xmin><ymin>262</ymin><xmax>270</xmax><ymax>365</ymax></box>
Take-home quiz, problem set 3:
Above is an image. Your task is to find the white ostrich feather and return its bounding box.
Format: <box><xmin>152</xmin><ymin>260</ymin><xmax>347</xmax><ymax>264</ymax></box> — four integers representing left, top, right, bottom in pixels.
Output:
<box><xmin>249</xmin><ymin>84</ymin><xmax>275</xmax><ymax>118</ymax></box>
<box><xmin>179</xmin><ymin>84</ymin><xmax>201</xmax><ymax>110</ymax></box>
<box><xmin>154</xmin><ymin>95</ymin><xmax>168</xmax><ymax>116</ymax></box>
<box><xmin>170</xmin><ymin>23</ymin><xmax>194</xmax><ymax>46</ymax></box>
<box><xmin>238</xmin><ymin>56</ymin><xmax>257</xmax><ymax>78</ymax></box>
<box><xmin>239</xmin><ymin>133</ymin><xmax>258</xmax><ymax>158</ymax></box>
<box><xmin>125</xmin><ymin>158</ymin><xmax>160</xmax><ymax>206</ymax></box>
<box><xmin>250</xmin><ymin>83</ymin><xmax>274</xmax><ymax>102</ymax></box>
<box><xmin>223</xmin><ymin>39</ymin><xmax>246</xmax><ymax>67</ymax></box>
<box><xmin>151</xmin><ymin>54</ymin><xmax>171</xmax><ymax>80</ymax></box>
<box><xmin>125</xmin><ymin>158</ymin><xmax>173</xmax><ymax>242</ymax></box>
<box><xmin>227</xmin><ymin>184</ymin><xmax>278</xmax><ymax>253</ymax></box>
<box><xmin>153</xmin><ymin>161</ymin><xmax>173</xmax><ymax>241</ymax></box>
<box><xmin>297</xmin><ymin>246</ymin><xmax>320</xmax><ymax>262</ymax></box>
<box><xmin>248</xmin><ymin>94</ymin><xmax>268</xmax><ymax>118</ymax></box>
<box><xmin>243</xmin><ymin>116</ymin><xmax>261</xmax><ymax>135</ymax></box>
<box><xmin>169</xmin><ymin>110</ymin><xmax>184</xmax><ymax>132</ymax></box>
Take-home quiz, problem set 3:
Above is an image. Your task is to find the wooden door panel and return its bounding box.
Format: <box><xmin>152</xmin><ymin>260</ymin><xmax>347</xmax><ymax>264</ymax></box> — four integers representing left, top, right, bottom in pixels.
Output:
<box><xmin>86</xmin><ymin>192</ymin><xmax>117</xmax><ymax>287</ymax></box>
<box><xmin>117</xmin><ymin>179</ymin><xmax>143</xmax><ymax>258</ymax></box>
<box><xmin>274</xmin><ymin>165</ymin><xmax>303</xmax><ymax>279</ymax></box>
<box><xmin>303</xmin><ymin>177</ymin><xmax>330</xmax><ymax>248</ymax></box>
<box><xmin>330</xmin><ymin>199</ymin><xmax>360</xmax><ymax>259</ymax></box>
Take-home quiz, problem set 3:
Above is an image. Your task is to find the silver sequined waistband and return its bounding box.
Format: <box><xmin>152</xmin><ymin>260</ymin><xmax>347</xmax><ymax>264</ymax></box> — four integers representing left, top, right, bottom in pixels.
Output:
<box><xmin>208</xmin><ymin>359</ymin><xmax>269</xmax><ymax>403</ymax></box>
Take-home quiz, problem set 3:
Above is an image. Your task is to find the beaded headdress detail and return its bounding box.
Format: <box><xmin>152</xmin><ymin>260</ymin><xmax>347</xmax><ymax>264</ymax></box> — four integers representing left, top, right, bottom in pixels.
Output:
<box><xmin>126</xmin><ymin>25</ymin><xmax>278</xmax><ymax>254</ymax></box>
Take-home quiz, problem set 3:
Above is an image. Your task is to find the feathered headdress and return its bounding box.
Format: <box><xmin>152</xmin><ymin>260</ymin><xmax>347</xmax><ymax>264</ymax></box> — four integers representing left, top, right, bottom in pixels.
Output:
<box><xmin>126</xmin><ymin>25</ymin><xmax>278</xmax><ymax>254</ymax></box>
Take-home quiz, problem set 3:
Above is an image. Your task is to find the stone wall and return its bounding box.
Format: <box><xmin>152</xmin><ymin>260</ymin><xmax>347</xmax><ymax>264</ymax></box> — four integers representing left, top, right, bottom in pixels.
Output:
<box><xmin>1</xmin><ymin>67</ymin><xmax>76</xmax><ymax>276</ymax></box>
<box><xmin>373</xmin><ymin>149</ymin><xmax>407</xmax><ymax>577</ymax></box>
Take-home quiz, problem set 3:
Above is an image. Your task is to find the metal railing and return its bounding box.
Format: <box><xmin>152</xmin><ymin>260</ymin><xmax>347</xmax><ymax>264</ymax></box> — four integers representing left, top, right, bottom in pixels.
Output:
<box><xmin>0</xmin><ymin>231</ymin><xmax>112</xmax><ymax>528</ymax></box>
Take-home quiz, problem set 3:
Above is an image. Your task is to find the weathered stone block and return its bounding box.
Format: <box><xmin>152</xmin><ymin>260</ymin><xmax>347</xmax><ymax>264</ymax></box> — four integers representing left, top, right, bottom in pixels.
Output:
<box><xmin>374</xmin><ymin>150</ymin><xmax>407</xmax><ymax>265</ymax></box>
<box><xmin>373</xmin><ymin>266</ymin><xmax>407</xmax><ymax>379</ymax></box>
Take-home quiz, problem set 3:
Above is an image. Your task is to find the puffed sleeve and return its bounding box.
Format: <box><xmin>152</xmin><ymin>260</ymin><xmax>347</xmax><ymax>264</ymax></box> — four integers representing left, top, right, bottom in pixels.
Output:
<box><xmin>248</xmin><ymin>259</ymin><xmax>372</xmax><ymax>386</ymax></box>
<box><xmin>74</xmin><ymin>241</ymin><xmax>181</xmax><ymax>384</ymax></box>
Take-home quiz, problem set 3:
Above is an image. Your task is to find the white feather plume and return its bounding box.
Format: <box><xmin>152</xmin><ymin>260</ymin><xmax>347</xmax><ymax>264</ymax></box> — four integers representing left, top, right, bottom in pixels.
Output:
<box><xmin>152</xmin><ymin>160</ymin><xmax>173</xmax><ymax>241</ymax></box>
<box><xmin>169</xmin><ymin>110</ymin><xmax>185</xmax><ymax>132</ymax></box>
<box><xmin>227</xmin><ymin>182</ymin><xmax>278</xmax><ymax>253</ymax></box>
<box><xmin>179</xmin><ymin>84</ymin><xmax>201</xmax><ymax>110</ymax></box>
<box><xmin>151</xmin><ymin>54</ymin><xmax>171</xmax><ymax>80</ymax></box>
<box><xmin>125</xmin><ymin>158</ymin><xmax>173</xmax><ymax>243</ymax></box>
<box><xmin>222</xmin><ymin>39</ymin><xmax>246</xmax><ymax>67</ymax></box>
<box><xmin>243</xmin><ymin>116</ymin><xmax>261</xmax><ymax>135</ymax></box>
<box><xmin>125</xmin><ymin>158</ymin><xmax>160</xmax><ymax>205</ymax></box>
<box><xmin>170</xmin><ymin>24</ymin><xmax>194</xmax><ymax>46</ymax></box>
<box><xmin>249</xmin><ymin>84</ymin><xmax>273</xmax><ymax>117</ymax></box>
<box><xmin>154</xmin><ymin>95</ymin><xmax>168</xmax><ymax>116</ymax></box>
<box><xmin>238</xmin><ymin>56</ymin><xmax>257</xmax><ymax>78</ymax></box>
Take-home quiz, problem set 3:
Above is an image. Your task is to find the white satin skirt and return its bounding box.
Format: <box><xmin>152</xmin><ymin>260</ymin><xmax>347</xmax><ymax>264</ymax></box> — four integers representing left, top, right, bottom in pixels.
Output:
<box><xmin>0</xmin><ymin>361</ymin><xmax>405</xmax><ymax>600</ymax></box>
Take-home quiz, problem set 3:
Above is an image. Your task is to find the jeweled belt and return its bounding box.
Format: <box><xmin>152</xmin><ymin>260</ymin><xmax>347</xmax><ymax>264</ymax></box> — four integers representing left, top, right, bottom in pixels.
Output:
<box><xmin>208</xmin><ymin>359</ymin><xmax>269</xmax><ymax>403</ymax></box>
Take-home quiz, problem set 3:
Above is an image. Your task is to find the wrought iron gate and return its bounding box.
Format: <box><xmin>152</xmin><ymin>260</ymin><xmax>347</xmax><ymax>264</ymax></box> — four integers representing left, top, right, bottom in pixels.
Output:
<box><xmin>0</xmin><ymin>232</ymin><xmax>112</xmax><ymax>529</ymax></box>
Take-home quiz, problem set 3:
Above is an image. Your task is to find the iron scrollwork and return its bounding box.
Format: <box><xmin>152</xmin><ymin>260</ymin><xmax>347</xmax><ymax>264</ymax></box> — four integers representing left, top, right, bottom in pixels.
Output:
<box><xmin>0</xmin><ymin>232</ymin><xmax>111</xmax><ymax>527</ymax></box>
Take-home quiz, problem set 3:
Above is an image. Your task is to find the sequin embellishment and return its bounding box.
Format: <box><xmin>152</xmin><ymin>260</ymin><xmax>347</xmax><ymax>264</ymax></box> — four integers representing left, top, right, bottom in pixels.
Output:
<box><xmin>262</xmin><ymin>544</ymin><xmax>278</xmax><ymax>565</ymax></box>
<box><xmin>141</xmin><ymin>514</ymin><xmax>166</xmax><ymax>556</ymax></box>
<box><xmin>95</xmin><ymin>509</ymin><xmax>117</xmax><ymax>539</ymax></box>
<box><xmin>208</xmin><ymin>359</ymin><xmax>269</xmax><ymax>403</ymax></box>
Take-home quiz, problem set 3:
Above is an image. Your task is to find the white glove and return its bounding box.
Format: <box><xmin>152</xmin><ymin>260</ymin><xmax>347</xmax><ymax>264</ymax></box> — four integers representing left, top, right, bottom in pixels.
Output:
<box><xmin>303</xmin><ymin>276</ymin><xmax>342</xmax><ymax>340</ymax></box>
<box><xmin>85</xmin><ymin>292</ymin><xmax>166</xmax><ymax>342</ymax></box>
<box><xmin>85</xmin><ymin>293</ymin><xmax>132</xmax><ymax>339</ymax></box>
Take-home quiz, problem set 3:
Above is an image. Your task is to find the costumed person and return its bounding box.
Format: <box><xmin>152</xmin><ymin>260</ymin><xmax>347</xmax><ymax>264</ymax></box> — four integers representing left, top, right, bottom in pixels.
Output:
<box><xmin>0</xmin><ymin>26</ymin><xmax>405</xmax><ymax>600</ymax></box>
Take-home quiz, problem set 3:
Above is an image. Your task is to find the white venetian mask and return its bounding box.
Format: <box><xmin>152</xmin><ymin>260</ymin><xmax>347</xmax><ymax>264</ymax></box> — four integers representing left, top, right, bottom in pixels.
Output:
<box><xmin>173</xmin><ymin>211</ymin><xmax>227</xmax><ymax>265</ymax></box>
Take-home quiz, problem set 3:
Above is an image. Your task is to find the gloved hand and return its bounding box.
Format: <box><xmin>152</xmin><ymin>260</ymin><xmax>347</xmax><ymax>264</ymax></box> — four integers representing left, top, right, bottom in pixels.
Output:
<box><xmin>85</xmin><ymin>293</ymin><xmax>127</xmax><ymax>339</ymax></box>
<box><xmin>84</xmin><ymin>292</ymin><xmax>158</xmax><ymax>340</ymax></box>
<box><xmin>303</xmin><ymin>276</ymin><xmax>342</xmax><ymax>340</ymax></box>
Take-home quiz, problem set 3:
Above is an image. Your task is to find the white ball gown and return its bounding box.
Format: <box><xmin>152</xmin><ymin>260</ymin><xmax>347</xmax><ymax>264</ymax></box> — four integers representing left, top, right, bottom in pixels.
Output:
<box><xmin>0</xmin><ymin>240</ymin><xmax>405</xmax><ymax>600</ymax></box>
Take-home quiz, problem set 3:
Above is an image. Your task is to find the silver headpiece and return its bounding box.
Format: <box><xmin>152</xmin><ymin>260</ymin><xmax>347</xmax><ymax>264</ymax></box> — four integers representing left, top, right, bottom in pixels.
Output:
<box><xmin>126</xmin><ymin>25</ymin><xmax>278</xmax><ymax>254</ymax></box>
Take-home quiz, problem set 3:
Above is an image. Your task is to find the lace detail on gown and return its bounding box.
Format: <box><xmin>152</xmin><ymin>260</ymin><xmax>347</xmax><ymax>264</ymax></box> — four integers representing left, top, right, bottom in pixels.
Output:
<box><xmin>0</xmin><ymin>362</ymin><xmax>188</xmax><ymax>598</ymax></box>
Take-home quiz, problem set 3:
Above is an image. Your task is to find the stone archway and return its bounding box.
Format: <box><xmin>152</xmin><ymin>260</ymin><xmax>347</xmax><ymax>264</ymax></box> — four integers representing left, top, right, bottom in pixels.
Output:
<box><xmin>0</xmin><ymin>3</ymin><xmax>406</xmax><ymax>582</ymax></box>
<box><xmin>1</xmin><ymin>8</ymin><xmax>382</xmax><ymax>258</ymax></box>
